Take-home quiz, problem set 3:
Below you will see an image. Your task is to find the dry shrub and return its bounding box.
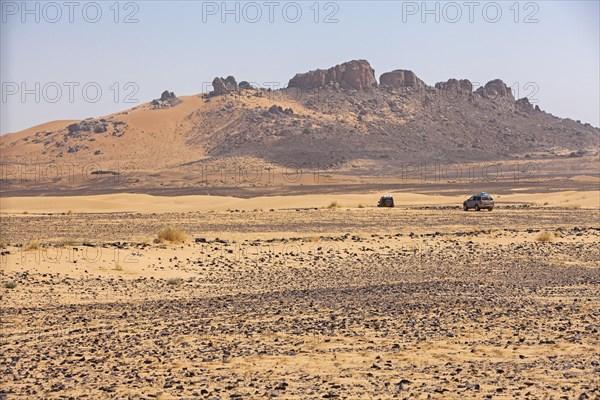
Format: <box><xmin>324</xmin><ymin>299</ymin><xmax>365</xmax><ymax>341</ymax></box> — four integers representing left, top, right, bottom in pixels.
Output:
<box><xmin>4</xmin><ymin>281</ymin><xmax>17</xmax><ymax>289</ymax></box>
<box><xmin>167</xmin><ymin>277</ymin><xmax>184</xmax><ymax>286</ymax></box>
<box><xmin>535</xmin><ymin>232</ymin><xmax>553</xmax><ymax>242</ymax></box>
<box><xmin>357</xmin><ymin>204</ymin><xmax>366</xmax><ymax>208</ymax></box>
<box><xmin>114</xmin><ymin>262</ymin><xmax>124</xmax><ymax>271</ymax></box>
<box><xmin>157</xmin><ymin>227</ymin><xmax>187</xmax><ymax>244</ymax></box>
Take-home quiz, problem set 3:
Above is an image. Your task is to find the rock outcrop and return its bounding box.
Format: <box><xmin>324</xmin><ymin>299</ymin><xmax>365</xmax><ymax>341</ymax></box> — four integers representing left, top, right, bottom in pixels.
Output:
<box><xmin>287</xmin><ymin>60</ymin><xmax>377</xmax><ymax>91</ymax></box>
<box><xmin>212</xmin><ymin>76</ymin><xmax>239</xmax><ymax>96</ymax></box>
<box><xmin>475</xmin><ymin>79</ymin><xmax>514</xmax><ymax>100</ymax></box>
<box><xmin>151</xmin><ymin>90</ymin><xmax>181</xmax><ymax>109</ymax></box>
<box><xmin>68</xmin><ymin>119</ymin><xmax>108</xmax><ymax>134</ymax></box>
<box><xmin>434</xmin><ymin>79</ymin><xmax>474</xmax><ymax>101</ymax></box>
<box><xmin>516</xmin><ymin>97</ymin><xmax>541</xmax><ymax>113</ymax></box>
<box><xmin>380</xmin><ymin>70</ymin><xmax>425</xmax><ymax>90</ymax></box>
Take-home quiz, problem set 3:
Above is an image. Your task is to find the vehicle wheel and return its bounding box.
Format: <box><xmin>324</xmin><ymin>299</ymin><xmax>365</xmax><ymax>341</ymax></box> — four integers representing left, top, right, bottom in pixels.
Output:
<box><xmin>488</xmin><ymin>208</ymin><xmax>493</xmax><ymax>212</ymax></box>
<box><xmin>475</xmin><ymin>205</ymin><xmax>480</xmax><ymax>211</ymax></box>
<box><xmin>463</xmin><ymin>204</ymin><xmax>468</xmax><ymax>211</ymax></box>
<box><xmin>384</xmin><ymin>199</ymin><xmax>393</xmax><ymax>207</ymax></box>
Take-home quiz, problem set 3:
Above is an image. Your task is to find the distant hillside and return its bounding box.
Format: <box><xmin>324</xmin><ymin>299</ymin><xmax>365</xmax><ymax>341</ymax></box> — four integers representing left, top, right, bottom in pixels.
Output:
<box><xmin>1</xmin><ymin>60</ymin><xmax>598</xmax><ymax>192</ymax></box>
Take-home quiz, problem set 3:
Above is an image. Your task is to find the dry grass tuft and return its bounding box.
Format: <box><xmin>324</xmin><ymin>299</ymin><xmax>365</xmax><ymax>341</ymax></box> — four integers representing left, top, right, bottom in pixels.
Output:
<box><xmin>357</xmin><ymin>204</ymin><xmax>366</xmax><ymax>208</ymax></box>
<box><xmin>58</xmin><ymin>239</ymin><xmax>77</xmax><ymax>247</ymax></box>
<box><xmin>326</xmin><ymin>201</ymin><xmax>341</xmax><ymax>209</ymax></box>
<box><xmin>535</xmin><ymin>232</ymin><xmax>553</xmax><ymax>242</ymax></box>
<box><xmin>114</xmin><ymin>262</ymin><xmax>124</xmax><ymax>271</ymax></box>
<box><xmin>554</xmin><ymin>230</ymin><xmax>564</xmax><ymax>238</ymax></box>
<box><xmin>23</xmin><ymin>241</ymin><xmax>41</xmax><ymax>251</ymax></box>
<box><xmin>157</xmin><ymin>227</ymin><xmax>187</xmax><ymax>244</ymax></box>
<box><xmin>468</xmin><ymin>226</ymin><xmax>481</xmax><ymax>234</ymax></box>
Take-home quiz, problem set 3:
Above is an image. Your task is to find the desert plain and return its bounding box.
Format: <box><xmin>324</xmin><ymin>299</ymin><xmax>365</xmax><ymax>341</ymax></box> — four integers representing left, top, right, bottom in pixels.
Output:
<box><xmin>1</xmin><ymin>184</ymin><xmax>599</xmax><ymax>400</ymax></box>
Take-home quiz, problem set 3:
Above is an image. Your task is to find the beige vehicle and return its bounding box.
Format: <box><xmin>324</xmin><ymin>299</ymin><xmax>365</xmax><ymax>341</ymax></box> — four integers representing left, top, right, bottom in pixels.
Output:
<box><xmin>463</xmin><ymin>192</ymin><xmax>494</xmax><ymax>211</ymax></box>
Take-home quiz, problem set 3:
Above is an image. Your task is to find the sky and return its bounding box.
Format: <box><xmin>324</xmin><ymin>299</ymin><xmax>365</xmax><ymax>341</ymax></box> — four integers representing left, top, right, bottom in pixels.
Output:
<box><xmin>1</xmin><ymin>0</ymin><xmax>599</xmax><ymax>134</ymax></box>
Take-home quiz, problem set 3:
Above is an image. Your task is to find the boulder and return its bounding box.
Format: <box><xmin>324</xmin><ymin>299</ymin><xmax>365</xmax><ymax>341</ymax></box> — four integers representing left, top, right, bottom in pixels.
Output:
<box><xmin>475</xmin><ymin>79</ymin><xmax>515</xmax><ymax>100</ymax></box>
<box><xmin>380</xmin><ymin>70</ymin><xmax>425</xmax><ymax>90</ymax></box>
<box><xmin>269</xmin><ymin>105</ymin><xmax>283</xmax><ymax>114</ymax></box>
<box><xmin>288</xmin><ymin>60</ymin><xmax>377</xmax><ymax>91</ymax></box>
<box><xmin>239</xmin><ymin>81</ymin><xmax>253</xmax><ymax>90</ymax></box>
<box><xmin>92</xmin><ymin>123</ymin><xmax>107</xmax><ymax>133</ymax></box>
<box><xmin>68</xmin><ymin>123</ymin><xmax>82</xmax><ymax>133</ymax></box>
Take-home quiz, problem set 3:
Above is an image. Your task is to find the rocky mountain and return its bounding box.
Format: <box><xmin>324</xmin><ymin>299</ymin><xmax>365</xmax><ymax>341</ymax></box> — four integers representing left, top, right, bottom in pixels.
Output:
<box><xmin>195</xmin><ymin>60</ymin><xmax>597</xmax><ymax>167</ymax></box>
<box><xmin>1</xmin><ymin>59</ymin><xmax>598</xmax><ymax>175</ymax></box>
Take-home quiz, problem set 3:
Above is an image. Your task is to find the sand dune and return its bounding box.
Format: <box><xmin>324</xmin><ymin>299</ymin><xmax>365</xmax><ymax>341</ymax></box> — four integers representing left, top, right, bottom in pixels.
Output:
<box><xmin>1</xmin><ymin>190</ymin><xmax>598</xmax><ymax>214</ymax></box>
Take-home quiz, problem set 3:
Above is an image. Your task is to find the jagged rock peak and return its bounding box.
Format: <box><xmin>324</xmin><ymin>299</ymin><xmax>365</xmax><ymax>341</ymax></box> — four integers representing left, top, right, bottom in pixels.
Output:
<box><xmin>212</xmin><ymin>76</ymin><xmax>239</xmax><ymax>96</ymax></box>
<box><xmin>475</xmin><ymin>79</ymin><xmax>515</xmax><ymax>100</ymax></box>
<box><xmin>160</xmin><ymin>90</ymin><xmax>176</xmax><ymax>101</ymax></box>
<box><xmin>435</xmin><ymin>78</ymin><xmax>473</xmax><ymax>93</ymax></box>
<box><xmin>288</xmin><ymin>60</ymin><xmax>377</xmax><ymax>91</ymax></box>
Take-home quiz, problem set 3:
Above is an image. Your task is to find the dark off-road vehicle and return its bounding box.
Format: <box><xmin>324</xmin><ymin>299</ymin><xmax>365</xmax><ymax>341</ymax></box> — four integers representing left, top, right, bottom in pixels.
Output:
<box><xmin>378</xmin><ymin>195</ymin><xmax>395</xmax><ymax>207</ymax></box>
<box><xmin>463</xmin><ymin>192</ymin><xmax>494</xmax><ymax>211</ymax></box>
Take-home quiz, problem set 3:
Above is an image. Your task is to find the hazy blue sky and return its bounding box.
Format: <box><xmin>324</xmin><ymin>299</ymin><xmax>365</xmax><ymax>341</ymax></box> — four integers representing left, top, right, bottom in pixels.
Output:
<box><xmin>1</xmin><ymin>0</ymin><xmax>599</xmax><ymax>134</ymax></box>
